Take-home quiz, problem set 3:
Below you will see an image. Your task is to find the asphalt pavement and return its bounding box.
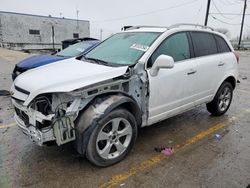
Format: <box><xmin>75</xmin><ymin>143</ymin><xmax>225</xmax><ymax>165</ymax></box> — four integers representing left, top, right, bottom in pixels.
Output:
<box><xmin>0</xmin><ymin>48</ymin><xmax>250</xmax><ymax>188</ymax></box>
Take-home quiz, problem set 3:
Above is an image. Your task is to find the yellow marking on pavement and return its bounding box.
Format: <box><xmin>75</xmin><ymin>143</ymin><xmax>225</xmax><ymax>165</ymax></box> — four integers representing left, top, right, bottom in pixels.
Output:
<box><xmin>98</xmin><ymin>123</ymin><xmax>226</xmax><ymax>188</ymax></box>
<box><xmin>0</xmin><ymin>123</ymin><xmax>16</xmax><ymax>129</ymax></box>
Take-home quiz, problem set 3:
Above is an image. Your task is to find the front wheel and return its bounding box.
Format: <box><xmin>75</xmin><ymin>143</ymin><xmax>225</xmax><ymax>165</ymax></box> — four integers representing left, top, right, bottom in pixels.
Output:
<box><xmin>206</xmin><ymin>82</ymin><xmax>233</xmax><ymax>116</ymax></box>
<box><xmin>86</xmin><ymin>108</ymin><xmax>137</xmax><ymax>167</ymax></box>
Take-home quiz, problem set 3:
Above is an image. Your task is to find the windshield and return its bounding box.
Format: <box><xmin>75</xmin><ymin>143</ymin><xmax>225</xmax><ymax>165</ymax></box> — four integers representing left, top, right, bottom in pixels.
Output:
<box><xmin>57</xmin><ymin>41</ymin><xmax>93</xmax><ymax>57</ymax></box>
<box><xmin>85</xmin><ymin>32</ymin><xmax>161</xmax><ymax>66</ymax></box>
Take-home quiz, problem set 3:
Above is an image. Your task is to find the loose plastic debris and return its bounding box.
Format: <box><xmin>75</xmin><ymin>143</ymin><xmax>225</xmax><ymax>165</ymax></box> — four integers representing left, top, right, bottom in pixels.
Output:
<box><xmin>120</xmin><ymin>183</ymin><xmax>125</xmax><ymax>187</ymax></box>
<box><xmin>0</xmin><ymin>90</ymin><xmax>10</xmax><ymax>96</ymax></box>
<box><xmin>215</xmin><ymin>130</ymin><xmax>230</xmax><ymax>141</ymax></box>
<box><xmin>215</xmin><ymin>134</ymin><xmax>222</xmax><ymax>141</ymax></box>
<box><xmin>154</xmin><ymin>147</ymin><xmax>175</xmax><ymax>156</ymax></box>
<box><xmin>161</xmin><ymin>147</ymin><xmax>175</xmax><ymax>156</ymax></box>
<box><xmin>154</xmin><ymin>147</ymin><xmax>165</xmax><ymax>152</ymax></box>
<box><xmin>168</xmin><ymin>140</ymin><xmax>173</xmax><ymax>144</ymax></box>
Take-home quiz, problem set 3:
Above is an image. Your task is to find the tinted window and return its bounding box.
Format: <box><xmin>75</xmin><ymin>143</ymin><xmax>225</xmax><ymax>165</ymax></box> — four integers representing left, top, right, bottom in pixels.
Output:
<box><xmin>214</xmin><ymin>35</ymin><xmax>231</xmax><ymax>53</ymax></box>
<box><xmin>149</xmin><ymin>32</ymin><xmax>190</xmax><ymax>67</ymax></box>
<box><xmin>191</xmin><ymin>32</ymin><xmax>217</xmax><ymax>57</ymax></box>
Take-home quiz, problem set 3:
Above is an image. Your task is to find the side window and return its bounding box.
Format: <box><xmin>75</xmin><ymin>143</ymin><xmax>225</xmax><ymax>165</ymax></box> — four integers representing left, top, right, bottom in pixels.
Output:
<box><xmin>191</xmin><ymin>32</ymin><xmax>217</xmax><ymax>57</ymax></box>
<box><xmin>214</xmin><ymin>35</ymin><xmax>231</xmax><ymax>53</ymax></box>
<box><xmin>148</xmin><ymin>32</ymin><xmax>190</xmax><ymax>67</ymax></box>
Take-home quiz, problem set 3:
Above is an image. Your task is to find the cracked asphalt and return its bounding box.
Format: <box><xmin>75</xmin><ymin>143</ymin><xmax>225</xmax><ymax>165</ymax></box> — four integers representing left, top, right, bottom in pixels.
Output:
<box><xmin>0</xmin><ymin>48</ymin><xmax>250</xmax><ymax>188</ymax></box>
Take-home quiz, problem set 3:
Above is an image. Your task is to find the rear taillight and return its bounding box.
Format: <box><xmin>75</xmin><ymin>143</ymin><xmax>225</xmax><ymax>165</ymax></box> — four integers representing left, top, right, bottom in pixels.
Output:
<box><xmin>233</xmin><ymin>52</ymin><xmax>239</xmax><ymax>64</ymax></box>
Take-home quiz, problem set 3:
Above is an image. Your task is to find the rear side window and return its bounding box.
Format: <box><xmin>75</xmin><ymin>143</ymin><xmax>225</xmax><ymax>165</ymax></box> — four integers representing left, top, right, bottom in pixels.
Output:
<box><xmin>190</xmin><ymin>32</ymin><xmax>217</xmax><ymax>57</ymax></box>
<box><xmin>214</xmin><ymin>35</ymin><xmax>231</xmax><ymax>53</ymax></box>
<box><xmin>148</xmin><ymin>32</ymin><xmax>190</xmax><ymax>67</ymax></box>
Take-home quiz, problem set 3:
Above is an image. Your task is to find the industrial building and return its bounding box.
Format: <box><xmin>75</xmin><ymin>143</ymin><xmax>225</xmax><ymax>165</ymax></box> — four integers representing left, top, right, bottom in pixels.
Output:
<box><xmin>0</xmin><ymin>11</ymin><xmax>90</xmax><ymax>51</ymax></box>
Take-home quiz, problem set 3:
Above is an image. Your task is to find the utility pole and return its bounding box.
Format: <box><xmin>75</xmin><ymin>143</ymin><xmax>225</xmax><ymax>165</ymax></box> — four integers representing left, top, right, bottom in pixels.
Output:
<box><xmin>204</xmin><ymin>0</ymin><xmax>211</xmax><ymax>26</ymax></box>
<box><xmin>238</xmin><ymin>0</ymin><xmax>247</xmax><ymax>49</ymax></box>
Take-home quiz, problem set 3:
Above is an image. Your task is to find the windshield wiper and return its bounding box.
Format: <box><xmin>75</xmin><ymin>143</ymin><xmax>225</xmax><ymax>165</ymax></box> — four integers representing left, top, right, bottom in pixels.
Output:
<box><xmin>84</xmin><ymin>57</ymin><xmax>109</xmax><ymax>65</ymax></box>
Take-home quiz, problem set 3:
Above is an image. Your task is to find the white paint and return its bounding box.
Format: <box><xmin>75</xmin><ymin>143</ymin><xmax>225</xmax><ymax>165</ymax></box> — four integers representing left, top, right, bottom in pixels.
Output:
<box><xmin>13</xmin><ymin>58</ymin><xmax>128</xmax><ymax>105</ymax></box>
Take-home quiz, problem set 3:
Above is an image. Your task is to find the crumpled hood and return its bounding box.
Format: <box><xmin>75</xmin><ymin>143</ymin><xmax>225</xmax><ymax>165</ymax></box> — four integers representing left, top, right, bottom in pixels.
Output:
<box><xmin>17</xmin><ymin>54</ymin><xmax>66</xmax><ymax>69</ymax></box>
<box><xmin>13</xmin><ymin>58</ymin><xmax>128</xmax><ymax>105</ymax></box>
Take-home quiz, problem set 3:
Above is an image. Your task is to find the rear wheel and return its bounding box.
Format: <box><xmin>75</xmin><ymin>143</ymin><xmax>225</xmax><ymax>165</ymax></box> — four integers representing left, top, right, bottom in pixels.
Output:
<box><xmin>206</xmin><ymin>82</ymin><xmax>233</xmax><ymax>116</ymax></box>
<box><xmin>86</xmin><ymin>108</ymin><xmax>137</xmax><ymax>167</ymax></box>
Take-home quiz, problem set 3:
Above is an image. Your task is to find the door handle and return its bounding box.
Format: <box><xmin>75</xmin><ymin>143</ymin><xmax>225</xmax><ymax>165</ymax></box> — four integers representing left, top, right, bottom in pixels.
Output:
<box><xmin>218</xmin><ymin>62</ymin><xmax>225</xmax><ymax>66</ymax></box>
<box><xmin>187</xmin><ymin>69</ymin><xmax>197</xmax><ymax>75</ymax></box>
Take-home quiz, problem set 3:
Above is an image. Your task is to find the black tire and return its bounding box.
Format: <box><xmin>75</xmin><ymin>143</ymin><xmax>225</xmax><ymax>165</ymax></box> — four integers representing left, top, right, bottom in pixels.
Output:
<box><xmin>85</xmin><ymin>108</ymin><xmax>137</xmax><ymax>167</ymax></box>
<box><xmin>206</xmin><ymin>82</ymin><xmax>233</xmax><ymax>116</ymax></box>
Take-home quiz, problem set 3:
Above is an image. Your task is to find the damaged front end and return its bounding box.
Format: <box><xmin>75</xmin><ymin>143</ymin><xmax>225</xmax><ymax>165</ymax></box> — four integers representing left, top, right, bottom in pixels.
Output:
<box><xmin>11</xmin><ymin>66</ymin><xmax>148</xmax><ymax>147</ymax></box>
<box><xmin>12</xmin><ymin>91</ymin><xmax>94</xmax><ymax>146</ymax></box>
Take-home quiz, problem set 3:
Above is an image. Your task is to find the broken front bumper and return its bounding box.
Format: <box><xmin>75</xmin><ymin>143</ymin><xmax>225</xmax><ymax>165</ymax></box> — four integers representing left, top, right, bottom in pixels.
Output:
<box><xmin>12</xmin><ymin>97</ymin><xmax>56</xmax><ymax>146</ymax></box>
<box><xmin>14</xmin><ymin>113</ymin><xmax>55</xmax><ymax>146</ymax></box>
<box><xmin>12</xmin><ymin>96</ymin><xmax>77</xmax><ymax>146</ymax></box>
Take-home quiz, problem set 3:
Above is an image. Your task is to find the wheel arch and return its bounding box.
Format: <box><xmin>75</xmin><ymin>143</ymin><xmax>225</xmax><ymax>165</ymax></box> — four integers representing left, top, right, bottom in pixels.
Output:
<box><xmin>224</xmin><ymin>76</ymin><xmax>236</xmax><ymax>89</ymax></box>
<box><xmin>216</xmin><ymin>74</ymin><xmax>237</xmax><ymax>94</ymax></box>
<box><xmin>74</xmin><ymin>93</ymin><xmax>142</xmax><ymax>154</ymax></box>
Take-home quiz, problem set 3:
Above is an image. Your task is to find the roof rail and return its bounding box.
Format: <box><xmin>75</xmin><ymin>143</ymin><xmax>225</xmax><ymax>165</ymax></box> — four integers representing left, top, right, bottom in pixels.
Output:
<box><xmin>122</xmin><ymin>25</ymin><xmax>167</xmax><ymax>31</ymax></box>
<box><xmin>169</xmin><ymin>23</ymin><xmax>214</xmax><ymax>31</ymax></box>
<box><xmin>121</xmin><ymin>24</ymin><xmax>214</xmax><ymax>31</ymax></box>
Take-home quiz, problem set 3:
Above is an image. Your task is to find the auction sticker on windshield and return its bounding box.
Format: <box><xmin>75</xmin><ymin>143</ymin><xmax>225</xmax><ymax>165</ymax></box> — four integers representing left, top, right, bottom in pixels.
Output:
<box><xmin>130</xmin><ymin>43</ymin><xmax>149</xmax><ymax>52</ymax></box>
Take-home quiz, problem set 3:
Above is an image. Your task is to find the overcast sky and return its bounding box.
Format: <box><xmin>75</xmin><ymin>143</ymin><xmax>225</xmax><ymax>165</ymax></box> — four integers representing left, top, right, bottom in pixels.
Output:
<box><xmin>1</xmin><ymin>0</ymin><xmax>249</xmax><ymax>39</ymax></box>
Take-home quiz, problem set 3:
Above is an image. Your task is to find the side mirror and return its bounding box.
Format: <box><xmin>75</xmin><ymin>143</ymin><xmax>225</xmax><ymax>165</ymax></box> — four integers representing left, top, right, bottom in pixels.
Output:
<box><xmin>150</xmin><ymin>55</ymin><xmax>174</xmax><ymax>77</ymax></box>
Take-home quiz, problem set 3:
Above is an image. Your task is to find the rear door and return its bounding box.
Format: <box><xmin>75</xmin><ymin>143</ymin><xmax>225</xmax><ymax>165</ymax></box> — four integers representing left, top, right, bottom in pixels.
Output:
<box><xmin>189</xmin><ymin>31</ymin><xmax>223</xmax><ymax>104</ymax></box>
<box><xmin>213</xmin><ymin>34</ymin><xmax>234</xmax><ymax>82</ymax></box>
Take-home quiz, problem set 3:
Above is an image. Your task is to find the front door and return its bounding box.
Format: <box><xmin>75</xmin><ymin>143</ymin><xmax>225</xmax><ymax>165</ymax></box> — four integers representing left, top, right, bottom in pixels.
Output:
<box><xmin>147</xmin><ymin>32</ymin><xmax>197</xmax><ymax>125</ymax></box>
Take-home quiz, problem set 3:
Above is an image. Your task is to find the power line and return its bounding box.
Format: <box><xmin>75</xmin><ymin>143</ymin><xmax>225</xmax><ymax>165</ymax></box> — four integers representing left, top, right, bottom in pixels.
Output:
<box><xmin>210</xmin><ymin>15</ymin><xmax>241</xmax><ymax>25</ymax></box>
<box><xmin>94</xmin><ymin>0</ymin><xmax>199</xmax><ymax>23</ymax></box>
<box><xmin>212</xmin><ymin>0</ymin><xmax>240</xmax><ymax>19</ymax></box>
<box><xmin>219</xmin><ymin>0</ymin><xmax>241</xmax><ymax>5</ymax></box>
<box><xmin>194</xmin><ymin>0</ymin><xmax>204</xmax><ymax>23</ymax></box>
<box><xmin>210</xmin><ymin>12</ymin><xmax>250</xmax><ymax>15</ymax></box>
<box><xmin>211</xmin><ymin>14</ymin><xmax>250</xmax><ymax>28</ymax></box>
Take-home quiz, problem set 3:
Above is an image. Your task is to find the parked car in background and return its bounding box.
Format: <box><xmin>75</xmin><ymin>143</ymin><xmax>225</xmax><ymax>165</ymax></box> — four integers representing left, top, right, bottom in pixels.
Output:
<box><xmin>61</xmin><ymin>37</ymin><xmax>99</xmax><ymax>49</ymax></box>
<box><xmin>11</xmin><ymin>24</ymin><xmax>238</xmax><ymax>167</ymax></box>
<box><xmin>12</xmin><ymin>38</ymin><xmax>100</xmax><ymax>80</ymax></box>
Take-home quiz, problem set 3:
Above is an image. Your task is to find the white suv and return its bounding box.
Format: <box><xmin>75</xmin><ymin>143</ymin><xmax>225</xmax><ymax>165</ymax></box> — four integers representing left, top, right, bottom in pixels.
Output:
<box><xmin>11</xmin><ymin>24</ymin><xmax>239</xmax><ymax>166</ymax></box>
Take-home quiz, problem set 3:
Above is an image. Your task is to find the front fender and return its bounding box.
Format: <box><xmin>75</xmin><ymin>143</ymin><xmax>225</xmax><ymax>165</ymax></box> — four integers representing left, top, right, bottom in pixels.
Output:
<box><xmin>74</xmin><ymin>94</ymin><xmax>141</xmax><ymax>154</ymax></box>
